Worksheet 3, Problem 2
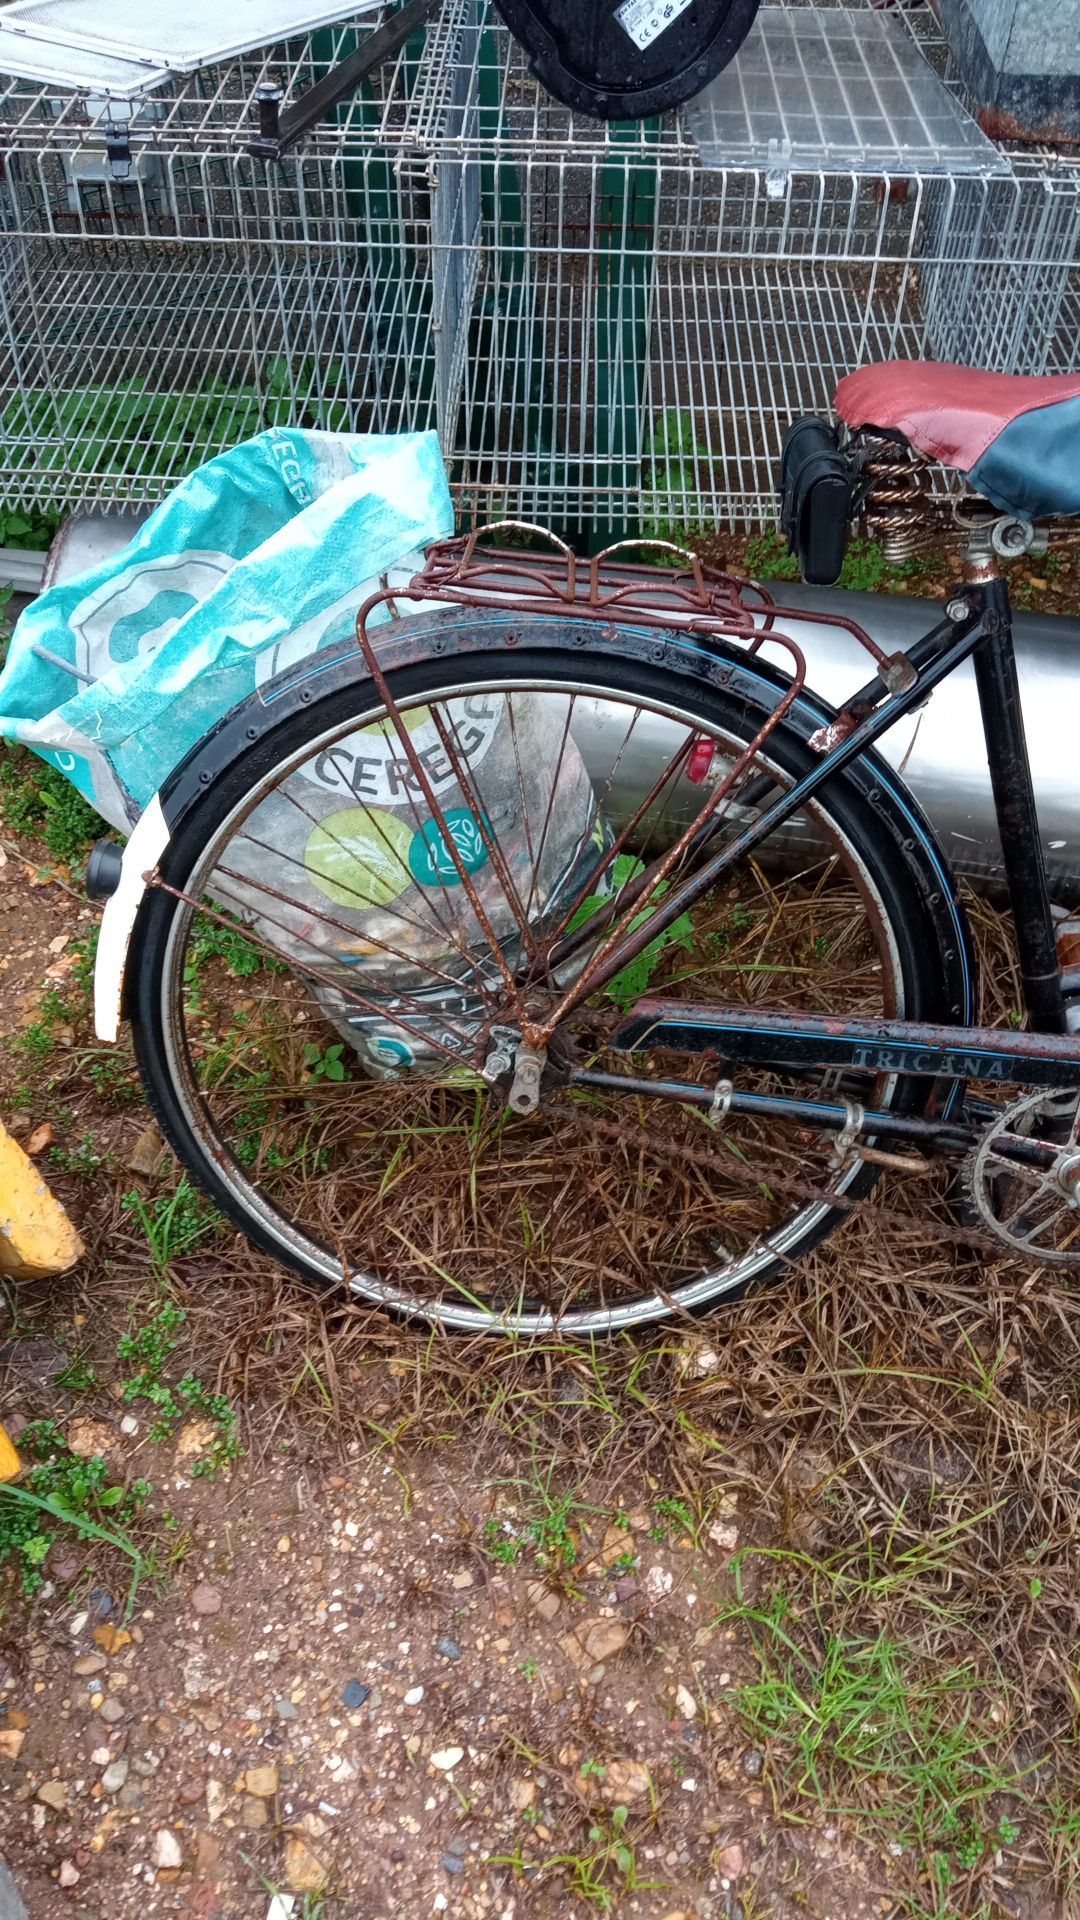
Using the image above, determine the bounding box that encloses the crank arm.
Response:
[610,1000,1080,1090]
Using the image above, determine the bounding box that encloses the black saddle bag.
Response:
[778,418,855,586]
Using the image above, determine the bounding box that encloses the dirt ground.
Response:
[3,558,1080,1919]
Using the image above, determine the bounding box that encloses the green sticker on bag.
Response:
[408,809,491,887]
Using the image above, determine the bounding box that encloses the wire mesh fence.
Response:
[0,12,479,507]
[0,0,1077,533]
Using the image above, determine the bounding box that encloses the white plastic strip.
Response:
[93,792,169,1043]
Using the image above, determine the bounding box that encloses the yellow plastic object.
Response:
[0,1424,19,1483]
[0,1120,84,1280]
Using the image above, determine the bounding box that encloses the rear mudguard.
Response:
[93,795,170,1043]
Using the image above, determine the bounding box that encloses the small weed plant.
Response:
[0,749,103,865]
[496,1804,658,1913]
[116,1298,241,1477]
[0,1419,151,1607]
[567,853,694,1013]
[482,1466,600,1577]
[303,1041,352,1083]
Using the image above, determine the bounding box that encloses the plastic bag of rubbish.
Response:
[0,428,455,828]
[218,689,606,1075]
[0,430,606,1071]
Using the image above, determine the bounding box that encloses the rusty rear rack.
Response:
[397,523,908,681]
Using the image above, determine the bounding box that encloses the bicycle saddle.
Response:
[835,361,1080,523]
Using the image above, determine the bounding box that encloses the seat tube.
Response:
[969,570,1067,1034]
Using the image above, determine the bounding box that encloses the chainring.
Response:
[966,1088,1080,1266]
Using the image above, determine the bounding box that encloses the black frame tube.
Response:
[610,999,1080,1087]
[970,576,1068,1033]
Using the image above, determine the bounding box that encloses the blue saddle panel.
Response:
[969,393,1080,521]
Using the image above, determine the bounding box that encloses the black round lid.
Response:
[491,0,760,119]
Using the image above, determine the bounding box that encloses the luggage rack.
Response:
[404,523,901,679]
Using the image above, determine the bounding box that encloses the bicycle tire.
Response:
[128,609,974,1333]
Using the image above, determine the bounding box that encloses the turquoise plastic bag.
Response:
[0,428,454,834]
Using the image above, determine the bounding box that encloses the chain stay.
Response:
[547,1101,1015,1260]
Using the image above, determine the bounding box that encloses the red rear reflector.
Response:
[687,737,715,784]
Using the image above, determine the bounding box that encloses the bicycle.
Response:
[90,357,1080,1334]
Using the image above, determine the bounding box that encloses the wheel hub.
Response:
[481,1022,576,1113]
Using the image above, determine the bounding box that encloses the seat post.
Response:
[962,538,1068,1035]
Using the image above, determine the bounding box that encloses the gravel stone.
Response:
[152,1830,182,1871]
[101,1758,129,1793]
[435,1636,462,1660]
[524,1580,561,1621]
[73,1654,107,1677]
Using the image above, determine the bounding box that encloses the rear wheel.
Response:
[129,619,965,1334]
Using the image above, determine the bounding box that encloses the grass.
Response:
[743,527,939,593]
[495,1804,659,1912]
[0,1419,151,1613]
[4,1142,1080,1911]
[0,747,104,867]
[121,1180,223,1270]
[725,1574,1024,1884]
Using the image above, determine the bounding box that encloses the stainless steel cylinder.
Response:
[571,584,1080,892]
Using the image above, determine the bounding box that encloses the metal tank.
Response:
[571,583,1080,896]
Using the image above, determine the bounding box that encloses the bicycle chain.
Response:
[543,1102,1010,1259]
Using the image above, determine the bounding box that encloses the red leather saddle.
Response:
[835,361,1080,522]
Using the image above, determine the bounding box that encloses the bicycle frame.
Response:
[347,534,1080,1159]
[579,561,1080,1150]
